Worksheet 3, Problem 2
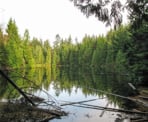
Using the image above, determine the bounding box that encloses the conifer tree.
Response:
[6,18,23,68]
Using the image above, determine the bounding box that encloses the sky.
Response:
[0,0,111,45]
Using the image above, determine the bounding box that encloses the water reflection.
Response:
[0,67,139,121]
[54,67,136,109]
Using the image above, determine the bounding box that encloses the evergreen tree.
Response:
[0,28,8,68]
[91,36,107,71]
[6,18,23,68]
[22,29,35,67]
[127,22,148,84]
[43,40,51,66]
[31,38,44,65]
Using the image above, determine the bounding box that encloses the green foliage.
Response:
[0,18,52,69]
[51,22,147,85]
[0,18,147,85]
[6,19,23,68]
[91,36,107,70]
[115,50,126,72]
[0,28,7,68]
[22,29,35,67]
[43,40,51,65]
[80,35,95,67]
[126,22,148,84]
[105,41,115,71]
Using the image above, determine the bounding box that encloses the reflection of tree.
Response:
[0,76,9,98]
[0,68,52,99]
[0,67,137,109]
[54,67,137,109]
[105,74,137,109]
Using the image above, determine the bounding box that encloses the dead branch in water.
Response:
[61,100,148,115]
[72,104,148,115]
[99,101,110,117]
[0,70,35,106]
[61,98,98,106]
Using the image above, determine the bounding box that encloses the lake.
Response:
[0,67,141,122]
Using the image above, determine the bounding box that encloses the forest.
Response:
[0,17,147,85]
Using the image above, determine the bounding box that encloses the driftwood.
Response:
[133,98,148,107]
[82,86,148,109]
[61,98,98,106]
[138,96,148,100]
[19,75,60,108]
[61,100,148,115]
[72,103,148,115]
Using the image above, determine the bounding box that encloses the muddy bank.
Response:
[0,102,67,122]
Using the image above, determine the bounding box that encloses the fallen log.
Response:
[61,100,148,115]
[61,98,98,106]
[138,96,148,100]
[72,104,148,115]
[134,99,148,107]
[0,70,35,106]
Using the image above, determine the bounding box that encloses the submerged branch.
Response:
[70,102,148,115]
[61,99,148,115]
[61,98,98,106]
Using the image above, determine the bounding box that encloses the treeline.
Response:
[52,22,147,85]
[0,18,52,68]
[52,28,129,82]
[0,18,147,85]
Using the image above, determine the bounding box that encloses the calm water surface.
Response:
[0,68,135,122]
[46,82,120,122]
